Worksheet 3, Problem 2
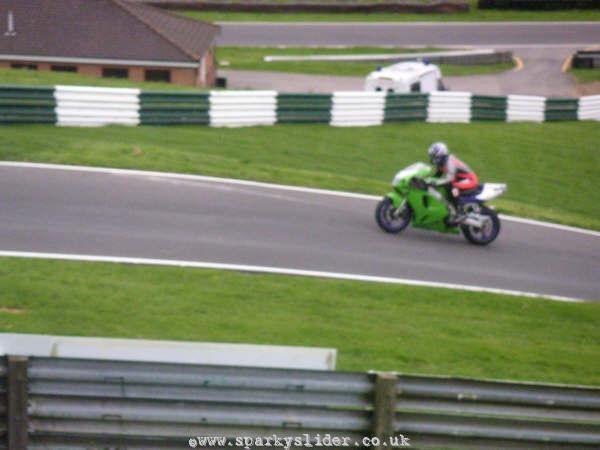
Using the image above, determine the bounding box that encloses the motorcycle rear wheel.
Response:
[461,206,501,245]
[375,197,412,234]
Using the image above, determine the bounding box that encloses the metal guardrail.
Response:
[263,50,513,66]
[3,355,600,450]
[394,375,600,449]
[0,358,6,450]
[572,51,600,70]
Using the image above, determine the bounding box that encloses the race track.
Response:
[216,22,600,96]
[1,164,598,302]
[216,22,600,47]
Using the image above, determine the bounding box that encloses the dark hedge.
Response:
[478,0,600,9]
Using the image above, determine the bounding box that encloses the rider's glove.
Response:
[410,177,429,190]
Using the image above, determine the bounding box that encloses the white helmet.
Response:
[428,142,448,166]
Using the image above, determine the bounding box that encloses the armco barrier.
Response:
[3,355,600,449]
[0,85,56,124]
[1,357,6,449]
[2,85,600,127]
[393,375,600,449]
[572,50,600,69]
[265,49,512,66]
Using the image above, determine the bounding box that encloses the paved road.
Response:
[220,48,578,96]
[216,22,600,47]
[2,165,599,301]
[217,22,600,96]
[444,47,579,96]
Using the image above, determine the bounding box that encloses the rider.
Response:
[427,142,479,225]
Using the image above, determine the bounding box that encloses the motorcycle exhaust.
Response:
[462,215,488,228]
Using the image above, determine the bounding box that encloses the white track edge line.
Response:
[0,251,585,303]
[220,21,600,26]
[2,161,599,237]
[497,215,600,237]
[0,161,374,200]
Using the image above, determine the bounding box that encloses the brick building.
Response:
[0,0,220,87]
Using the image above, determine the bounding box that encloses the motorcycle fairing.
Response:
[407,185,458,233]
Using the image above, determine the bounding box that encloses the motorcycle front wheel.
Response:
[375,197,412,234]
[461,206,501,245]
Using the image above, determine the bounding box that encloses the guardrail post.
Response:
[371,372,398,449]
[7,355,29,450]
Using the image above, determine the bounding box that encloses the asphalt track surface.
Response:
[216,22,600,96]
[4,23,600,302]
[219,50,577,96]
[1,165,599,302]
[216,22,600,47]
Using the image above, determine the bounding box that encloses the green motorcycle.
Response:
[375,162,507,245]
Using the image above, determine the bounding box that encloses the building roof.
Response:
[0,0,220,64]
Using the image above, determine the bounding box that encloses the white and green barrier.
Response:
[507,95,546,123]
[277,93,333,123]
[140,90,210,125]
[427,91,472,123]
[579,95,600,121]
[54,85,140,127]
[331,91,386,127]
[384,93,429,122]
[1,85,599,127]
[210,90,277,127]
[0,85,57,124]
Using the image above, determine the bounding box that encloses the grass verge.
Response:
[0,47,514,89]
[1,257,599,385]
[178,1,600,22]
[570,67,600,84]
[0,68,207,91]
[1,122,599,230]
[216,46,515,77]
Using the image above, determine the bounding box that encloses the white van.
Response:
[365,61,444,94]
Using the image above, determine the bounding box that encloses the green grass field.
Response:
[571,67,600,84]
[216,47,515,77]
[2,258,599,385]
[2,122,598,386]
[2,122,598,231]
[0,68,207,91]
[178,0,600,22]
[2,0,598,390]
[0,46,514,89]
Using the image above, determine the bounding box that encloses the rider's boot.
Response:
[445,202,466,226]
